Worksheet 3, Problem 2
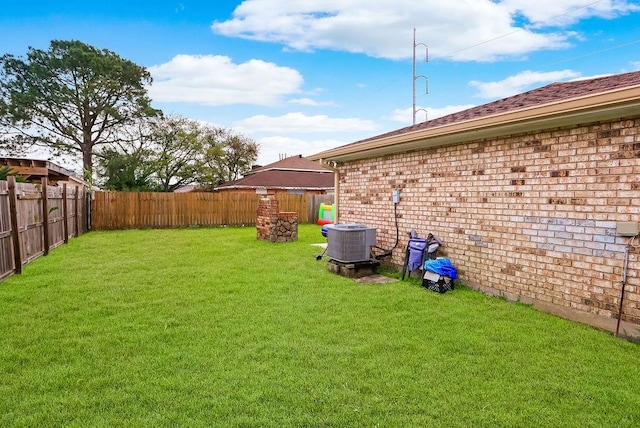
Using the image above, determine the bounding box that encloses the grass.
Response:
[1,224,639,427]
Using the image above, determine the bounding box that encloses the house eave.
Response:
[308,86,640,163]
[245,167,332,175]
[215,185,333,191]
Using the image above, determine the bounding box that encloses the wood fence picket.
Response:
[90,191,334,230]
[0,177,88,281]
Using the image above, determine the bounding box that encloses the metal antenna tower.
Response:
[412,28,428,125]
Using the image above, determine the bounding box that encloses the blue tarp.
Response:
[424,258,458,279]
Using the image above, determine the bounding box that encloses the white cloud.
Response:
[147,54,303,106]
[469,69,582,98]
[255,135,347,164]
[502,0,640,27]
[211,0,639,61]
[290,97,335,107]
[229,112,379,164]
[232,112,379,134]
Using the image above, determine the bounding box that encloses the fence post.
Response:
[62,183,69,243]
[74,186,80,237]
[308,194,316,224]
[41,177,50,256]
[84,188,90,232]
[7,176,22,274]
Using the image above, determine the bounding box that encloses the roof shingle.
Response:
[356,70,640,145]
[215,155,333,190]
[248,154,330,175]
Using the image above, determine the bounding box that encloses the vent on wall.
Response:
[326,224,377,263]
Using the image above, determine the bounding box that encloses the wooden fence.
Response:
[0,177,88,280]
[91,191,334,230]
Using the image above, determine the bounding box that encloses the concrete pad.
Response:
[353,274,399,284]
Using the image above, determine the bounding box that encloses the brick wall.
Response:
[336,118,640,328]
[256,197,298,242]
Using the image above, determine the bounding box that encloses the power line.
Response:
[543,37,640,68]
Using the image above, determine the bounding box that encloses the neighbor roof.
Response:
[308,71,640,163]
[215,155,334,191]
[247,154,331,174]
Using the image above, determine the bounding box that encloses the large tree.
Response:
[197,129,259,187]
[0,40,160,175]
[146,116,206,192]
[146,116,259,192]
[96,116,259,192]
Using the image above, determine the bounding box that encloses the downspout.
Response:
[319,159,339,223]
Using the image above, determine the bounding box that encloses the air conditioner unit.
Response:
[326,224,377,263]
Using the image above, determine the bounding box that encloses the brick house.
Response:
[309,71,640,337]
[214,154,334,196]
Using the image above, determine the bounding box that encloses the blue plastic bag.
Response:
[424,258,457,279]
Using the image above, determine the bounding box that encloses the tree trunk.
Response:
[83,147,93,176]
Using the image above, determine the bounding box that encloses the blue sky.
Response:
[1,0,640,167]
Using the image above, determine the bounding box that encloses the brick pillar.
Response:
[256,197,298,242]
[257,197,279,241]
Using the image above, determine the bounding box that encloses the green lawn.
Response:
[1,225,639,427]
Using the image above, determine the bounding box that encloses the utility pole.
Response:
[412,28,429,125]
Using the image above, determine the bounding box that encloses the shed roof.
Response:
[308,71,640,163]
[0,157,76,183]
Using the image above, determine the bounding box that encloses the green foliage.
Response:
[98,146,159,192]
[97,115,258,192]
[146,115,208,192]
[197,129,259,187]
[0,40,160,174]
[0,165,25,182]
[145,116,258,191]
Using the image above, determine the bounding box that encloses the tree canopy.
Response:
[197,128,259,188]
[1,40,260,190]
[97,115,259,192]
[0,40,160,175]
